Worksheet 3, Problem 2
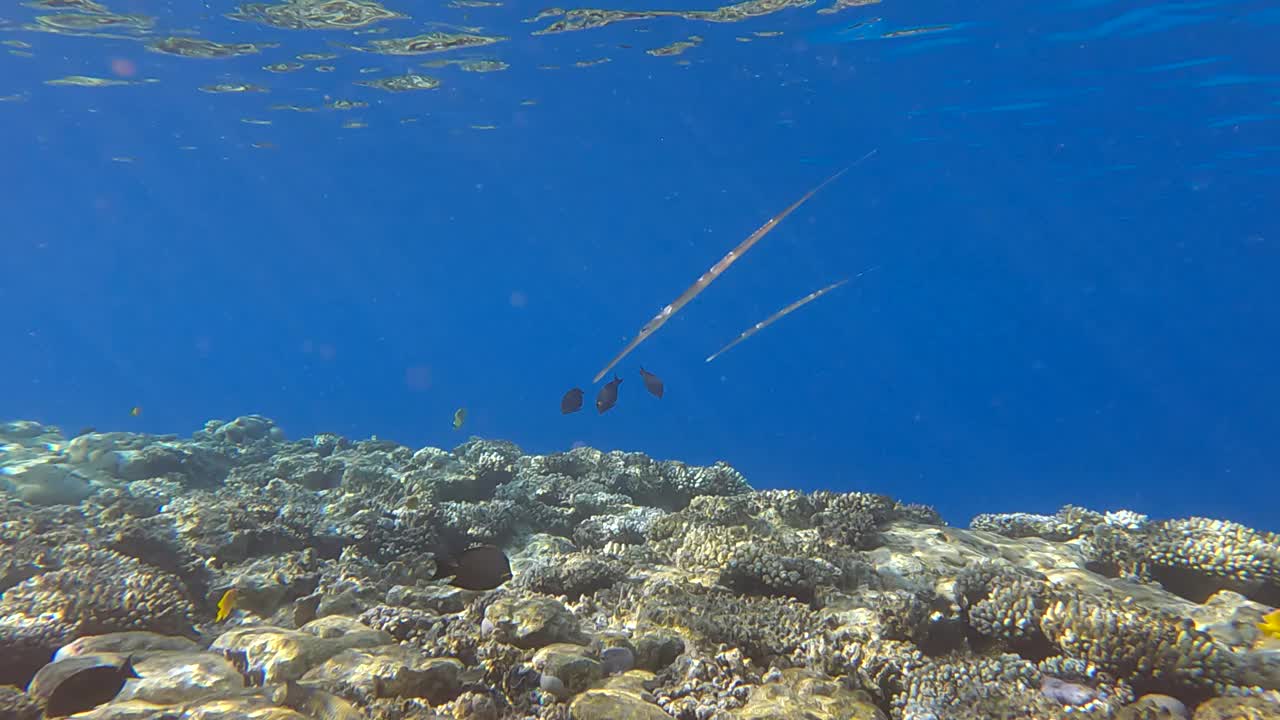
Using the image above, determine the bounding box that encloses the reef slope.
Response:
[1,416,1278,720]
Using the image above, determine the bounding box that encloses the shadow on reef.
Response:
[0,416,1277,720]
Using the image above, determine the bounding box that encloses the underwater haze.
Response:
[2,0,1278,530]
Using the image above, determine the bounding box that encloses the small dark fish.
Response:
[561,387,584,414]
[437,544,512,591]
[638,367,664,398]
[596,374,622,414]
[29,654,138,718]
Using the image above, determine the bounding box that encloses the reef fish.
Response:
[561,387,584,414]
[215,588,241,622]
[1259,608,1280,640]
[590,149,875,384]
[705,269,874,363]
[29,654,138,718]
[452,407,466,430]
[638,367,664,398]
[437,544,513,591]
[596,375,622,414]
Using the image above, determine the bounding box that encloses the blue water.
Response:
[2,0,1277,530]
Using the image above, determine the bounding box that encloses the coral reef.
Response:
[0,417,1278,719]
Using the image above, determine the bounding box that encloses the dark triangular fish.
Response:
[561,387,584,414]
[31,654,138,718]
[596,374,622,414]
[638,367,664,399]
[437,544,512,591]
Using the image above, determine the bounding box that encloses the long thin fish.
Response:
[592,149,876,384]
[705,266,878,363]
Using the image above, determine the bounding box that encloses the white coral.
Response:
[1103,510,1149,530]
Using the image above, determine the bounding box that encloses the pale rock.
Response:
[483,595,582,648]
[533,643,603,695]
[55,631,200,661]
[210,620,389,684]
[1,461,94,505]
[733,668,886,720]
[116,650,244,705]
[301,645,462,702]
[569,674,668,720]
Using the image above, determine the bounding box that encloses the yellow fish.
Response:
[452,407,466,430]
[1259,608,1280,640]
[130,406,142,417]
[215,588,240,622]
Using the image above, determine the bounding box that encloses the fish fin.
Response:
[433,560,457,580]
